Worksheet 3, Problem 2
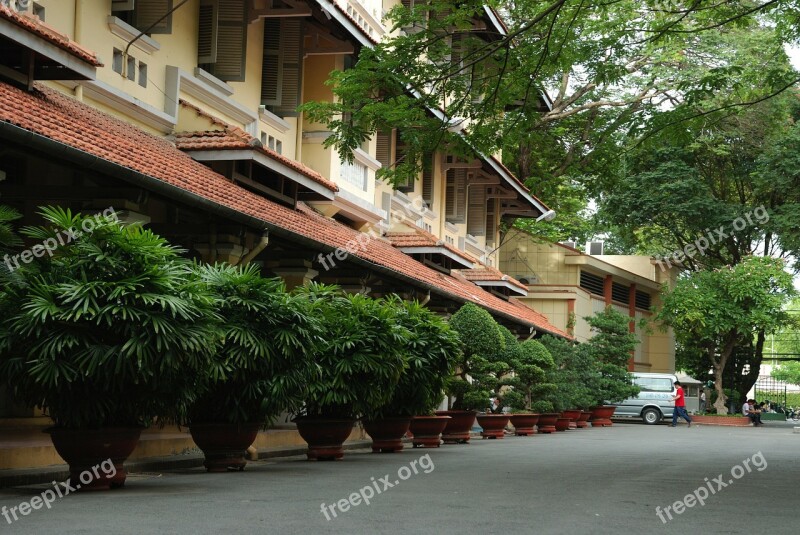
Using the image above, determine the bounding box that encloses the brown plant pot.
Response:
[576,411,592,428]
[555,417,571,431]
[408,415,451,448]
[509,414,540,436]
[476,414,511,439]
[363,417,412,453]
[537,413,559,434]
[590,405,617,427]
[189,422,261,472]
[435,410,477,444]
[560,409,582,430]
[45,427,141,490]
[294,417,355,460]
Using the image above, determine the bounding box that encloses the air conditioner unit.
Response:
[560,241,577,249]
[586,241,604,255]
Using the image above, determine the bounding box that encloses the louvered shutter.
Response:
[395,132,414,192]
[197,0,217,64]
[375,131,390,168]
[212,0,247,81]
[112,0,135,11]
[422,152,434,206]
[262,18,304,116]
[454,168,466,222]
[445,169,455,219]
[468,185,486,236]
[262,18,281,105]
[131,0,172,34]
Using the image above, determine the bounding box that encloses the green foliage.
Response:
[370,297,460,417]
[293,284,409,419]
[503,339,557,413]
[446,303,505,411]
[0,204,22,287]
[540,335,597,411]
[772,361,800,387]
[188,263,317,427]
[584,307,640,405]
[0,207,220,429]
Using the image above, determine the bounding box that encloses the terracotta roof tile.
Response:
[457,264,528,292]
[385,227,478,265]
[0,81,568,338]
[0,5,102,67]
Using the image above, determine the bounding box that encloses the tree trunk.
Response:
[712,364,728,414]
[712,334,738,414]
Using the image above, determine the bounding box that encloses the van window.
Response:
[634,377,673,392]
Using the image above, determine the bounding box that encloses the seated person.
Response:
[743,399,763,426]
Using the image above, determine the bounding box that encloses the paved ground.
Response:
[0,421,797,534]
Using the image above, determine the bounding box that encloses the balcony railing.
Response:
[334,0,386,39]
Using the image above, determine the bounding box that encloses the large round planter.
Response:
[363,417,412,453]
[476,414,510,439]
[560,409,582,430]
[189,422,261,472]
[45,427,141,490]
[576,411,592,428]
[537,413,559,434]
[408,415,451,448]
[590,405,617,427]
[555,417,571,431]
[509,414,540,436]
[435,410,477,444]
[294,417,356,460]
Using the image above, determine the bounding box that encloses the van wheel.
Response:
[642,408,661,425]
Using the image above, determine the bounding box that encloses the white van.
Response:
[612,372,678,424]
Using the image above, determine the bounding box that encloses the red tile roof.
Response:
[174,105,338,193]
[457,264,528,292]
[385,227,478,265]
[0,5,102,67]
[0,81,568,338]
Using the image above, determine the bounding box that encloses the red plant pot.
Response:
[435,410,477,444]
[576,411,592,428]
[555,417,571,431]
[189,422,261,472]
[590,406,617,427]
[509,414,540,436]
[476,414,511,439]
[537,413,559,434]
[561,409,582,430]
[45,427,141,490]
[363,417,412,453]
[408,415,451,448]
[294,417,356,460]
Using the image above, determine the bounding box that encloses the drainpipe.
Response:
[525,326,536,340]
[419,290,431,306]
[235,231,269,266]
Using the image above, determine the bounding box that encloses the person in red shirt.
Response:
[671,380,693,428]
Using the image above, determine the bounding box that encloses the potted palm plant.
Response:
[292,285,409,460]
[0,207,219,489]
[441,303,506,442]
[503,339,556,436]
[364,297,460,452]
[187,264,317,471]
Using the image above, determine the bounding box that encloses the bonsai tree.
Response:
[445,302,506,411]
[503,339,557,414]
[584,307,640,406]
[368,297,460,418]
[293,284,409,419]
[188,263,317,426]
[540,335,597,411]
[0,207,220,429]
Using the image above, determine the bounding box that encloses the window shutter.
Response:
[395,132,414,192]
[445,169,456,220]
[468,185,486,236]
[375,131,390,168]
[197,0,218,65]
[262,18,304,116]
[212,0,247,81]
[422,152,434,206]
[112,0,135,11]
[449,168,466,222]
[131,0,172,34]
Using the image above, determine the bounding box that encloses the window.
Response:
[375,130,391,169]
[197,0,248,82]
[126,56,136,81]
[260,132,283,155]
[340,160,368,191]
[445,168,466,223]
[579,271,604,296]
[611,281,629,304]
[112,48,124,75]
[635,290,652,310]
[421,152,434,206]
[32,2,45,20]
[262,18,304,116]
[467,184,486,237]
[112,0,174,35]
[138,62,148,87]
[633,377,673,393]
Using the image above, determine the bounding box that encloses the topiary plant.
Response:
[540,335,596,411]
[503,339,557,413]
[446,302,505,411]
[584,307,640,405]
[0,206,220,429]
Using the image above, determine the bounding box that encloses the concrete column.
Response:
[269,259,319,290]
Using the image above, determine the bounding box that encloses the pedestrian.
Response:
[743,398,763,426]
[699,389,706,414]
[671,380,692,428]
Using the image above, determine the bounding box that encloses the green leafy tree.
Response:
[0,207,220,428]
[446,302,505,410]
[503,339,557,413]
[583,307,640,406]
[540,334,597,411]
[772,361,800,386]
[657,256,795,413]
[188,263,317,426]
